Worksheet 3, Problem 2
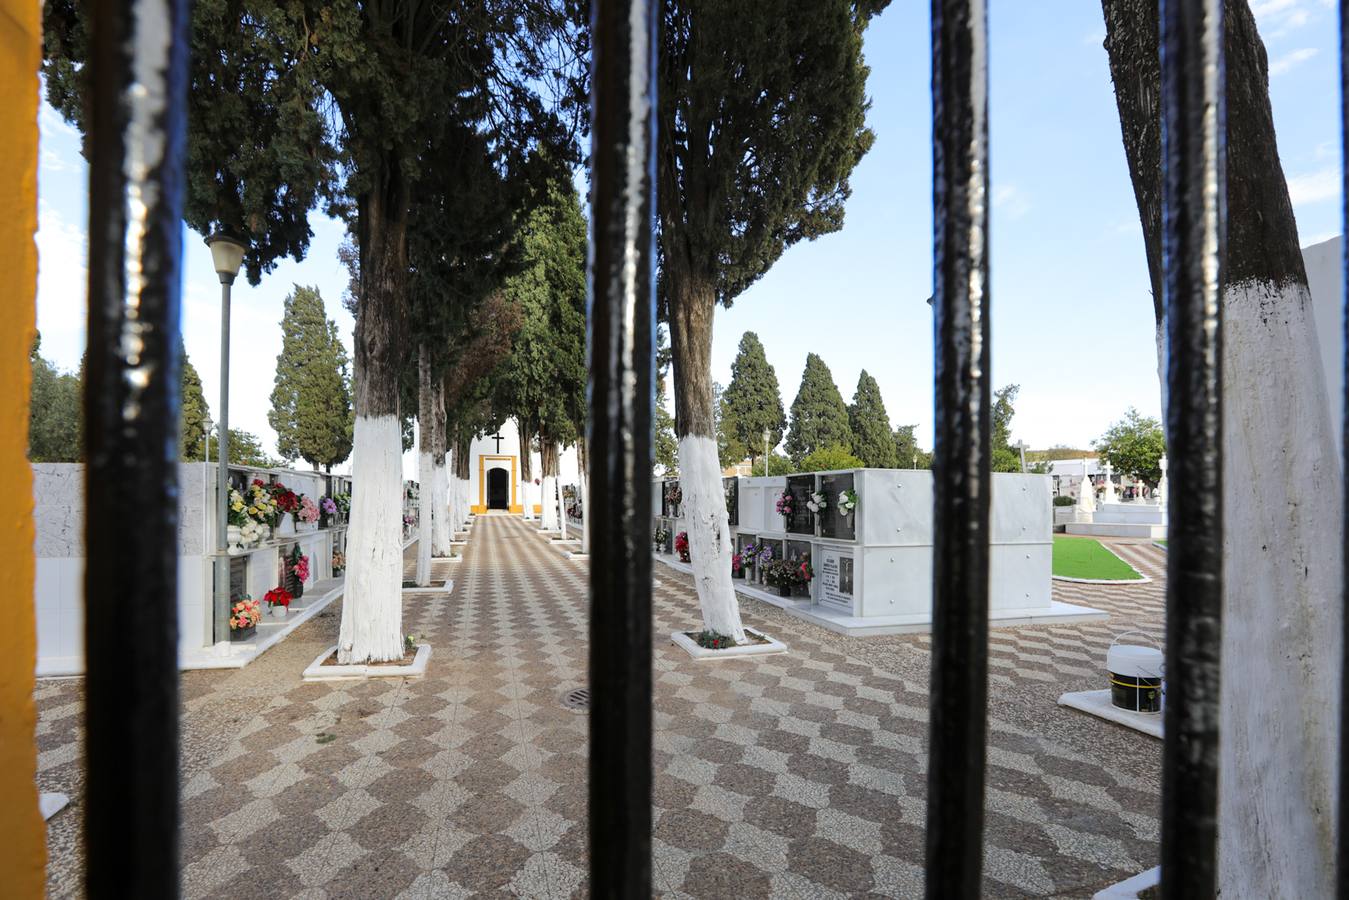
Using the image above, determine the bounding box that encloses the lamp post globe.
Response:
[205,230,248,645]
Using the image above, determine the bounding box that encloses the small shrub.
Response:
[1052,495,1076,507]
[694,630,737,650]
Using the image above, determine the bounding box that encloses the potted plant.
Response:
[334,492,352,523]
[331,551,345,576]
[320,496,339,528]
[296,495,320,531]
[674,531,690,563]
[273,483,301,535]
[264,586,293,619]
[738,543,758,579]
[653,527,671,554]
[763,558,813,598]
[229,596,261,640]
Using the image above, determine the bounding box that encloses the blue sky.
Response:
[35,0,1343,464]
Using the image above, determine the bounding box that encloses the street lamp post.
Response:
[762,429,771,477]
[205,231,246,644]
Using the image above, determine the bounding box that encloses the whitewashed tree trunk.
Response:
[338,415,405,664]
[579,445,590,555]
[1215,279,1341,898]
[430,383,452,557]
[678,435,745,643]
[415,349,433,586]
[457,477,472,526]
[541,474,558,530]
[519,420,535,520]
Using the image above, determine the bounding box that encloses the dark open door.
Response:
[487,468,509,510]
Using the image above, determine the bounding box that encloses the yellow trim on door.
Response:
[474,455,517,514]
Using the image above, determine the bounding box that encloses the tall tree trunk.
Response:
[518,417,535,519]
[540,439,560,531]
[453,431,472,526]
[668,275,745,643]
[339,165,410,664]
[414,345,433,586]
[1103,2,1340,893]
[430,379,451,556]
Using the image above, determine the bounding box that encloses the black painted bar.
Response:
[925,1,991,896]
[1158,0,1225,896]
[83,0,190,895]
[586,0,656,896]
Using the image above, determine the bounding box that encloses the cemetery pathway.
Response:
[36,518,1164,898]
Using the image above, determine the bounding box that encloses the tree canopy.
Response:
[991,384,1025,473]
[722,332,786,466]
[28,336,80,463]
[785,353,852,463]
[180,350,210,461]
[848,370,897,468]
[714,382,748,469]
[269,286,354,470]
[892,424,931,470]
[1093,407,1165,485]
[799,445,864,473]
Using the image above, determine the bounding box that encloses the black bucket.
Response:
[1110,672,1162,713]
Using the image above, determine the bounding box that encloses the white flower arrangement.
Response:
[838,489,858,515]
[806,490,828,514]
[239,519,267,547]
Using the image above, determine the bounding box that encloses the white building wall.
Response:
[1303,235,1343,455]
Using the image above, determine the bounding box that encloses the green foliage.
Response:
[714,383,748,469]
[798,445,864,473]
[28,336,81,463]
[655,383,678,474]
[761,453,796,476]
[892,424,931,469]
[1052,495,1077,507]
[1094,408,1166,485]
[848,370,897,468]
[657,0,888,306]
[1028,446,1093,463]
[991,384,1024,473]
[179,350,210,460]
[494,178,587,449]
[723,332,786,465]
[269,286,353,470]
[786,354,852,463]
[207,429,280,469]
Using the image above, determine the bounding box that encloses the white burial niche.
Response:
[654,469,1105,637]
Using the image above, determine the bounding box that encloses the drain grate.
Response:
[561,687,590,711]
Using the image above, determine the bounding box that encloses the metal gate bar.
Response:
[1339,2,1348,895]
[586,0,658,896]
[925,1,992,896]
[82,0,191,896]
[1158,0,1225,896]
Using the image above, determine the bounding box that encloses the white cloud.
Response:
[1252,0,1315,37]
[992,184,1031,219]
[1082,30,1104,48]
[1269,47,1318,75]
[1287,167,1340,206]
[34,202,89,372]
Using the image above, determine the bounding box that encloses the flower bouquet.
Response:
[731,552,744,579]
[331,551,346,576]
[273,483,301,534]
[263,586,292,618]
[285,545,309,597]
[246,479,281,528]
[738,542,759,578]
[806,490,828,514]
[320,496,339,527]
[763,559,812,597]
[775,491,793,518]
[838,489,858,516]
[664,483,683,508]
[229,596,261,640]
[334,493,352,519]
[297,495,320,530]
[674,531,690,563]
[653,526,671,553]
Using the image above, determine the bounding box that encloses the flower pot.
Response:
[226,525,243,555]
[277,513,296,536]
[230,625,256,642]
[731,567,744,580]
[777,584,792,598]
[268,604,288,620]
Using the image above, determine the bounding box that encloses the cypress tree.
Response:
[28,335,81,463]
[269,286,354,470]
[848,370,897,468]
[180,348,210,460]
[723,331,786,468]
[785,354,852,463]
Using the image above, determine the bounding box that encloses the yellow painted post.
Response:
[0,0,49,893]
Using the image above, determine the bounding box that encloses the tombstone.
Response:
[817,471,856,540]
[1157,455,1169,507]
[1076,459,1096,513]
[1102,461,1118,503]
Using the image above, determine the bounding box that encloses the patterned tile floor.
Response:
[37,518,1165,898]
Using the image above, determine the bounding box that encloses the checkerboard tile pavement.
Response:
[37,518,1165,898]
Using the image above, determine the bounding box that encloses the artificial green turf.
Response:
[1052,536,1143,581]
